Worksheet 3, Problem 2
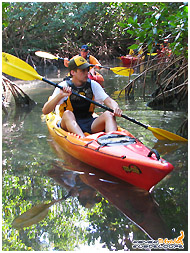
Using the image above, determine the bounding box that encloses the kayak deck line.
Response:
[52,125,139,160]
[52,122,162,162]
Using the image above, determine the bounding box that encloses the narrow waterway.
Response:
[2,64,188,251]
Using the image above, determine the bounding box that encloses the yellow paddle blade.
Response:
[148,126,188,141]
[12,201,57,229]
[2,52,42,81]
[110,67,134,76]
[35,51,58,60]
[147,53,157,56]
[113,90,125,95]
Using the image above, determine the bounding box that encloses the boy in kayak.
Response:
[42,56,122,137]
[64,45,101,75]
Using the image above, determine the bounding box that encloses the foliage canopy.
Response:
[2,2,188,58]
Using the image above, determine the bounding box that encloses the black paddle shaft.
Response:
[42,77,148,130]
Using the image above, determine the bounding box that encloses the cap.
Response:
[68,56,92,71]
[81,45,89,52]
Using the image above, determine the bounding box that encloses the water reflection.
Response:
[2,67,187,251]
[48,138,172,241]
[152,140,185,156]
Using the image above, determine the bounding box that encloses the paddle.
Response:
[12,192,72,229]
[147,53,157,56]
[35,50,134,77]
[2,52,187,142]
[12,199,60,229]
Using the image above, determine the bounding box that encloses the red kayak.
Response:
[45,113,174,191]
[88,71,104,87]
[120,55,139,66]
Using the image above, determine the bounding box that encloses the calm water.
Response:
[2,65,188,251]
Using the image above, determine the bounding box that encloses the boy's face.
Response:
[71,68,89,86]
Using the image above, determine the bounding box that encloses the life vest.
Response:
[79,53,90,63]
[59,78,95,118]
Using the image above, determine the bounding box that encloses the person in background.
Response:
[64,45,101,75]
[42,56,122,137]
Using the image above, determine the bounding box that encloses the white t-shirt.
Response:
[50,79,109,105]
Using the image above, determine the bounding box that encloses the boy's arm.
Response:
[42,86,72,115]
[103,97,122,117]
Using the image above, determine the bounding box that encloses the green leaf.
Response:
[175,32,181,42]
[133,15,138,22]
[169,22,176,27]
[2,2,10,8]
[153,28,157,35]
[127,17,134,23]
[184,6,188,13]
[155,13,161,20]
[128,44,139,50]
[127,30,134,35]
[117,22,127,28]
